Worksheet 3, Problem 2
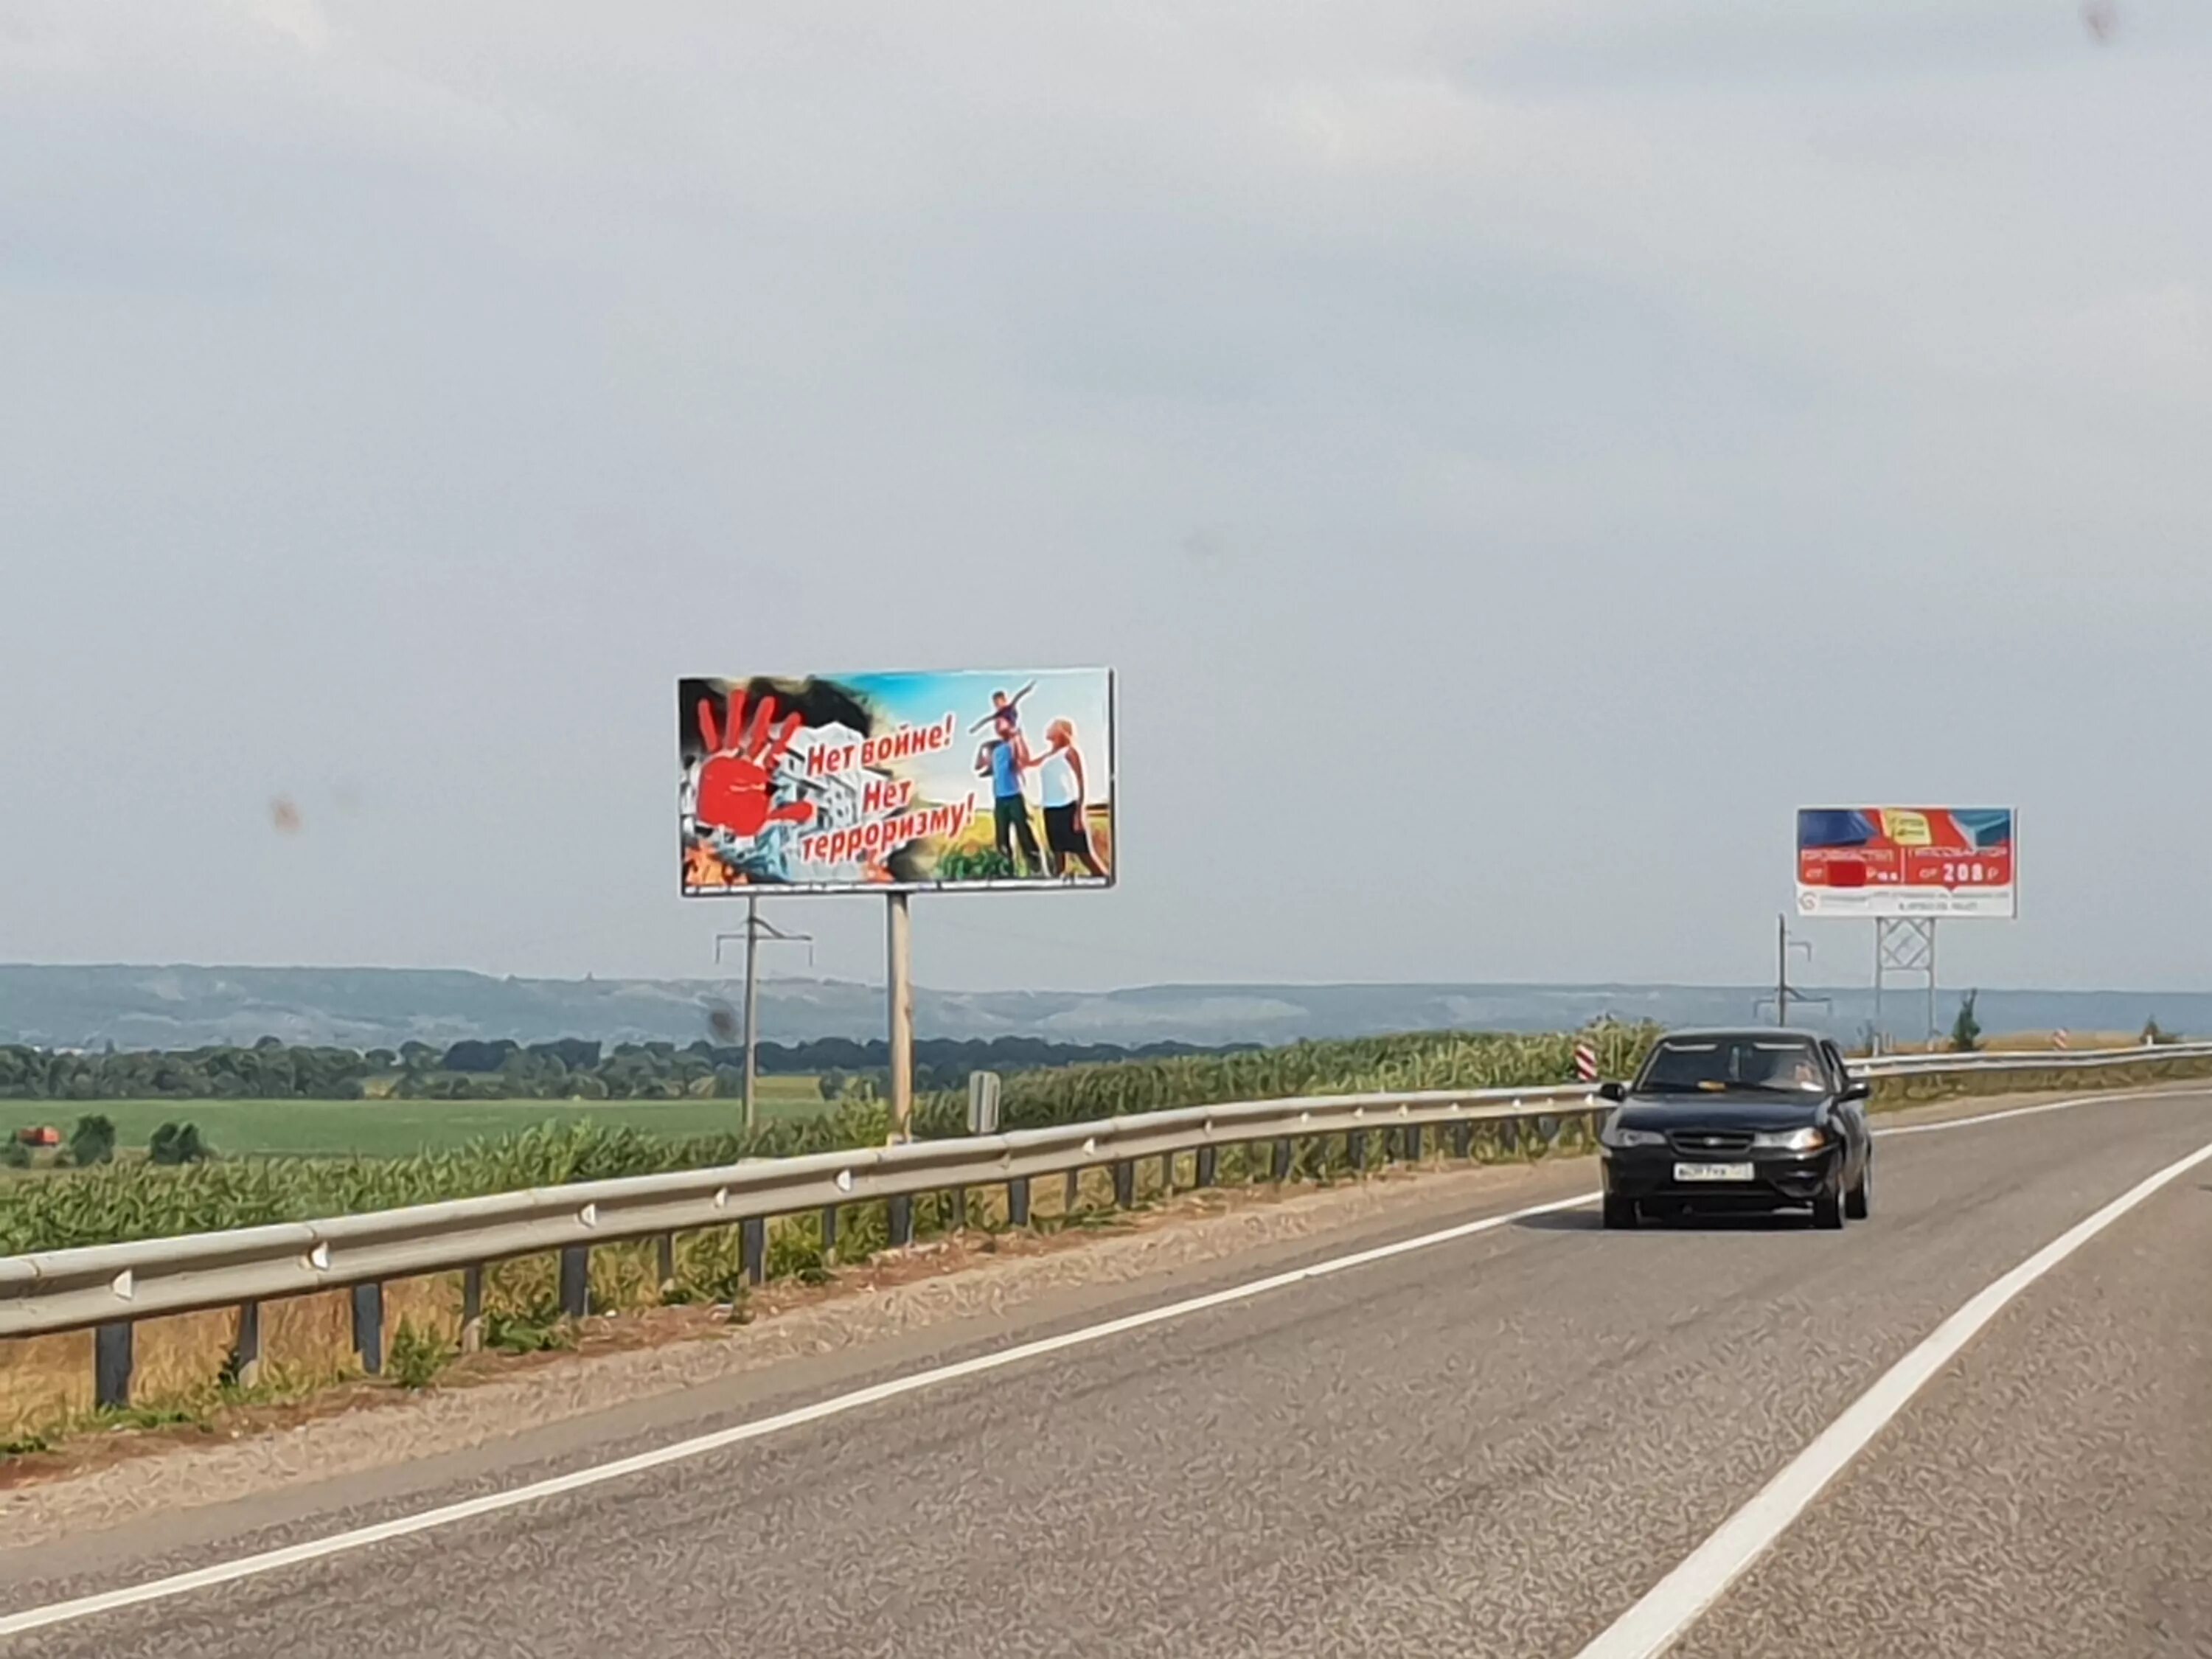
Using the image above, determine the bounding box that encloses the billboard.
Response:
[1795,807,2017,919]
[678,668,1116,895]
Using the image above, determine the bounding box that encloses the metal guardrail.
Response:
[4,1041,2209,1408]
[0,1085,1603,1349]
[1855,1040,2212,1076]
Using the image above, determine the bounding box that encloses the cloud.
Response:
[227,0,333,53]
[3,2,2211,995]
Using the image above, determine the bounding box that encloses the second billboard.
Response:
[679,668,1116,894]
[1795,807,2017,918]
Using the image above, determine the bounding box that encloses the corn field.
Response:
[1,1023,1663,1258]
[914,1020,1663,1130]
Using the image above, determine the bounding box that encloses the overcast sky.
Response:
[4,1,2208,996]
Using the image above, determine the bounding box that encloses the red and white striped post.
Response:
[2053,1029,2070,1051]
[1573,1040,1599,1084]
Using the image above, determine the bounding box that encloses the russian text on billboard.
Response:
[1795,807,2016,919]
[678,668,1116,895]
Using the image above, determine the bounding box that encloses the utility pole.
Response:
[1756,913,1831,1028]
[713,897,811,1133]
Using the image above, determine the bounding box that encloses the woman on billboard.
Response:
[1036,718,1107,879]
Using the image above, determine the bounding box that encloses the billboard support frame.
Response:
[684,668,1117,1141]
[1874,916,1938,1045]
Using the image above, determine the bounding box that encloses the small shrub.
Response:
[668,1231,752,1307]
[766,1216,828,1283]
[481,1306,575,1355]
[68,1114,116,1167]
[1950,992,1983,1054]
[94,1402,203,1434]
[0,1137,29,1169]
[386,1320,456,1389]
[148,1122,215,1166]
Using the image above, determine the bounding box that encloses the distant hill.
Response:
[0,964,2199,1050]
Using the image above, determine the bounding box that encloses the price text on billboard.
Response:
[680,668,1116,895]
[1795,807,2017,919]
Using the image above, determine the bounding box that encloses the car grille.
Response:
[1667,1129,1756,1156]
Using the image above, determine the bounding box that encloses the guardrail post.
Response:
[232,1299,262,1389]
[352,1281,384,1376]
[460,1265,484,1353]
[1451,1122,1472,1160]
[1196,1146,1217,1188]
[655,1234,676,1296]
[888,1194,916,1249]
[1063,1170,1080,1217]
[1404,1124,1424,1164]
[1270,1137,1293,1183]
[94,1321,133,1411]
[740,1218,767,1285]
[1159,1152,1175,1195]
[1007,1177,1030,1227]
[951,1186,969,1232]
[1347,1130,1366,1173]
[821,1205,841,1262]
[560,1245,591,1319]
[1112,1160,1135,1209]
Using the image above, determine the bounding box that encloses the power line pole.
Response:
[1756,913,1831,1027]
[713,897,811,1133]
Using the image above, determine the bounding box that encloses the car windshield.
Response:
[1638,1038,1828,1093]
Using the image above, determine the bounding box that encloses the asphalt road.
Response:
[4,1088,2209,1658]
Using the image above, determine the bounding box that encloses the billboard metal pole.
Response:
[1775,914,1788,1029]
[888,892,914,1141]
[1871,921,1883,1046]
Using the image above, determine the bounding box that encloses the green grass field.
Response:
[1,1076,827,1162]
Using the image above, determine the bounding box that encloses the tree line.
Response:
[0,1034,1258,1105]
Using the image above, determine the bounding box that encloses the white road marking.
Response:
[1572,1131,2212,1659]
[1872,1084,2198,1138]
[0,1083,2199,1638]
[1,1188,1601,1637]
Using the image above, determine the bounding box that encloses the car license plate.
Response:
[1674,1161,1755,1183]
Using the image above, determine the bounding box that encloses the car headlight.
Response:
[1600,1122,1667,1150]
[1750,1126,1831,1152]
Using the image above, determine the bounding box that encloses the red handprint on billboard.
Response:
[694,691,816,841]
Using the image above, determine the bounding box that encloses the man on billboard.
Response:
[978,713,1043,875]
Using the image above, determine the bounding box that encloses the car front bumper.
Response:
[1601,1143,1843,1208]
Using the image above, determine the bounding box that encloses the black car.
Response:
[1595,1028,1873,1230]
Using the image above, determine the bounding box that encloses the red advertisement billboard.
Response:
[1795,807,2017,919]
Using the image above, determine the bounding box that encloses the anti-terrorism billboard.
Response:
[1795,807,2017,919]
[679,669,1116,894]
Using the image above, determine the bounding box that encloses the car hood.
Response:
[1613,1091,1830,1133]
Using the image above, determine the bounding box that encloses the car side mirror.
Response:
[1596,1079,1627,1103]
[1840,1079,1871,1102]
